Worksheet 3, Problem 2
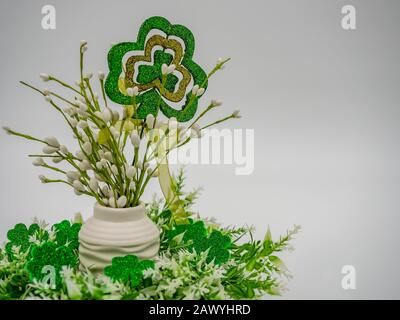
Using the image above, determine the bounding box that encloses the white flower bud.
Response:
[89,177,99,191]
[191,85,199,95]
[79,160,91,171]
[101,185,110,197]
[232,109,241,118]
[135,161,143,169]
[52,156,63,164]
[44,136,60,148]
[42,145,59,154]
[211,99,223,107]
[110,165,118,175]
[66,171,81,181]
[129,181,135,190]
[130,131,140,148]
[126,86,139,97]
[102,198,109,206]
[98,150,104,158]
[82,142,92,155]
[75,150,86,160]
[146,114,155,129]
[101,109,112,123]
[84,73,93,80]
[40,73,50,82]
[80,40,87,47]
[74,189,82,196]
[70,118,78,127]
[59,145,69,155]
[32,158,45,167]
[98,71,105,80]
[196,88,205,97]
[103,152,113,162]
[125,166,136,179]
[39,175,47,183]
[96,161,103,170]
[78,120,88,129]
[73,180,85,191]
[117,196,127,208]
[161,63,168,75]
[43,89,51,96]
[109,197,116,208]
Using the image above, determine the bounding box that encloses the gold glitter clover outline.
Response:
[125,35,191,103]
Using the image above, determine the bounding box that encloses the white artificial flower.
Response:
[125,165,136,179]
[89,177,99,191]
[40,73,50,82]
[60,145,69,154]
[70,118,78,127]
[109,197,116,208]
[232,109,241,118]
[82,141,92,155]
[211,99,223,107]
[103,151,113,162]
[44,95,52,102]
[196,87,205,97]
[98,71,105,80]
[130,130,140,148]
[78,160,91,171]
[84,73,93,80]
[75,150,86,161]
[72,180,85,191]
[80,40,87,47]
[42,145,59,154]
[52,156,63,164]
[101,185,110,197]
[32,157,45,166]
[76,100,88,111]
[39,175,47,183]
[78,120,88,129]
[110,165,118,175]
[146,114,155,129]
[66,171,81,181]
[96,161,103,170]
[117,196,127,208]
[44,136,60,148]
[102,198,109,206]
[101,109,112,123]
[126,86,139,97]
[191,84,199,95]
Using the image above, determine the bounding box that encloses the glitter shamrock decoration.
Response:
[105,16,208,122]
[166,219,232,264]
[104,255,154,287]
[52,220,81,250]
[5,223,48,260]
[25,242,78,288]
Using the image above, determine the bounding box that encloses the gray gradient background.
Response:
[1,0,399,299]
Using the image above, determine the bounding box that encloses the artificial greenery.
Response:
[0,172,300,300]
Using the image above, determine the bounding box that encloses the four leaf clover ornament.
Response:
[105,16,208,122]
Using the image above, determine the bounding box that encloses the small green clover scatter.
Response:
[166,219,232,264]
[25,242,78,288]
[104,255,154,287]
[5,223,48,260]
[52,220,81,250]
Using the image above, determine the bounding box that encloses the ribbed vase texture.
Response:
[79,202,160,272]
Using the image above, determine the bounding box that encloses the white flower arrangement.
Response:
[3,42,239,208]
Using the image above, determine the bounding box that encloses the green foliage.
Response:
[166,219,231,265]
[5,223,48,261]
[52,220,81,250]
[104,255,154,288]
[25,242,78,288]
[0,180,299,300]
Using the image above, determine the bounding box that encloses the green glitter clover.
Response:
[5,223,48,260]
[104,255,154,287]
[25,242,78,288]
[52,220,81,250]
[105,16,208,122]
[166,219,232,265]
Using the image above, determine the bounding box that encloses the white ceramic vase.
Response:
[79,202,160,273]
